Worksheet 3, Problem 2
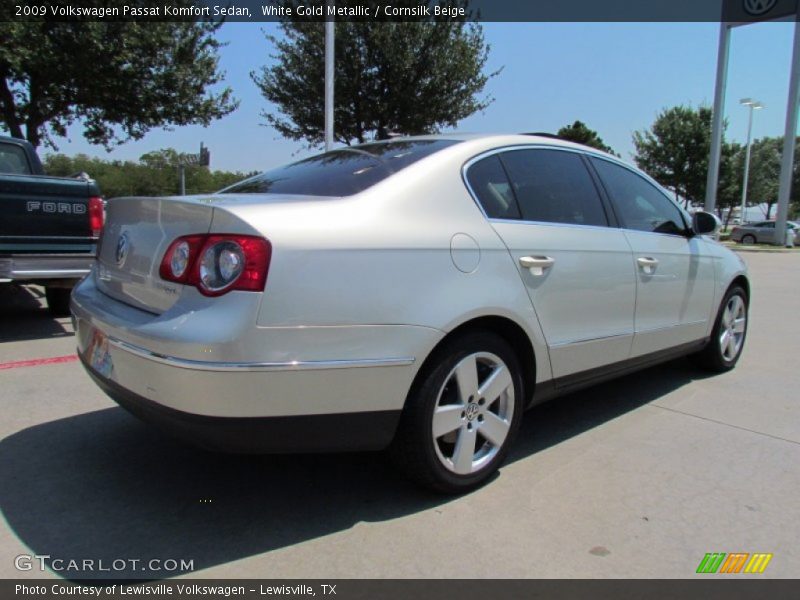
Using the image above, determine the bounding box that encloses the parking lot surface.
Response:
[1,252,798,579]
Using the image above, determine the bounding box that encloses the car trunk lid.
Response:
[96,196,215,314]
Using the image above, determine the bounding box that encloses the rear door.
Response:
[466,147,636,380]
[589,157,716,357]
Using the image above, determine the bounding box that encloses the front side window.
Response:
[465,154,521,220]
[591,158,687,236]
[220,139,459,197]
[499,149,609,227]
[0,143,30,175]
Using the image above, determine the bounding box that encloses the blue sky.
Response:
[46,21,795,173]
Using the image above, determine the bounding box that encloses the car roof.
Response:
[352,132,618,158]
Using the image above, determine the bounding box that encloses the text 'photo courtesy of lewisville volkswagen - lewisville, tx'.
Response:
[1,0,799,598]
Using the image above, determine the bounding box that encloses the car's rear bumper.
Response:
[0,253,93,281]
[80,352,401,453]
[71,271,442,452]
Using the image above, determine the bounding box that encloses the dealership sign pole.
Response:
[706,0,799,244]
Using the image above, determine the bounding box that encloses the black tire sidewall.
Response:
[410,331,525,492]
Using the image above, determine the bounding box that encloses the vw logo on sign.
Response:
[743,0,778,16]
[115,232,130,267]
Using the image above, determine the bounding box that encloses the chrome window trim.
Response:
[461,144,614,231]
[587,154,693,238]
[107,336,415,372]
[461,143,691,239]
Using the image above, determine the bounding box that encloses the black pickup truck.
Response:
[0,135,103,315]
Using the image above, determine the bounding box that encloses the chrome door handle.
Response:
[637,256,659,274]
[519,256,555,276]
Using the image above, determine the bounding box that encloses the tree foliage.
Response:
[744,137,781,219]
[43,151,253,198]
[252,1,499,146]
[632,105,716,207]
[0,2,237,149]
[556,120,617,155]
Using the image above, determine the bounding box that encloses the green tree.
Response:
[43,150,253,198]
[745,137,783,220]
[556,120,617,155]
[632,105,714,208]
[0,1,237,149]
[252,1,499,146]
[717,141,744,227]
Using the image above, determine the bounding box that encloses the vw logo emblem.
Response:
[465,402,480,421]
[743,0,778,16]
[115,232,130,267]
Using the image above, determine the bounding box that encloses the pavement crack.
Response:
[649,404,800,446]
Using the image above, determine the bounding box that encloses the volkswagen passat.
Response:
[71,135,749,493]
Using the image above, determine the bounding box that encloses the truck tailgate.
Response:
[0,173,96,252]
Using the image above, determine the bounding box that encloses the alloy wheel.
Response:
[431,351,515,475]
[720,294,747,362]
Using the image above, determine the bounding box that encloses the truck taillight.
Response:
[159,234,271,297]
[88,196,105,237]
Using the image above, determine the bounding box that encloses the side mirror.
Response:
[692,211,720,236]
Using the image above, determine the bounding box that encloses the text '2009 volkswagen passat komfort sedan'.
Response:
[72,134,749,493]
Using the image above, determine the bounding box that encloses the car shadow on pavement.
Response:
[0,284,72,343]
[511,358,713,462]
[0,358,710,581]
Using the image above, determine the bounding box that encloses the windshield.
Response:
[219,139,460,197]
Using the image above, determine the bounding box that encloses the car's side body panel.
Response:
[490,220,635,379]
[622,230,716,356]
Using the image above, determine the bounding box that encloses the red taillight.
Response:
[159,234,271,296]
[88,196,105,237]
[159,235,207,284]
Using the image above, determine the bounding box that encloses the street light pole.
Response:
[738,98,763,224]
[324,2,335,152]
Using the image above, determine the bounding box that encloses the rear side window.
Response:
[591,158,687,236]
[499,149,608,227]
[465,155,521,220]
[0,143,31,174]
[220,139,459,197]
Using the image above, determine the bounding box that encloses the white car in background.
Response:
[71,134,749,493]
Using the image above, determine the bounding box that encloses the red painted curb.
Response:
[0,354,79,370]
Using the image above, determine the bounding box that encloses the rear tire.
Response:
[45,286,72,317]
[390,331,525,494]
[693,285,748,373]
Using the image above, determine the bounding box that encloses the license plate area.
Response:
[87,327,114,378]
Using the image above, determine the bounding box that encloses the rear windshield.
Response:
[219,139,460,197]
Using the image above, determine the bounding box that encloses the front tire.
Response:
[693,285,748,372]
[741,234,756,245]
[390,331,525,494]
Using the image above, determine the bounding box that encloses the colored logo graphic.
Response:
[696,553,773,574]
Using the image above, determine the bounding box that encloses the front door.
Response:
[589,157,716,356]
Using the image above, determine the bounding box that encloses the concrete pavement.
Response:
[1,252,798,579]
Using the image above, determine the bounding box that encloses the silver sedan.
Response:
[730,220,799,245]
[71,134,750,493]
